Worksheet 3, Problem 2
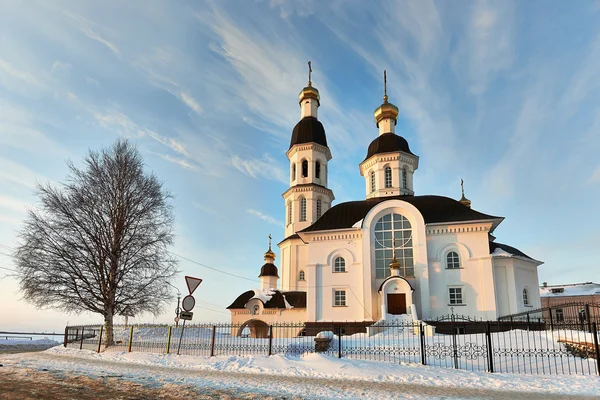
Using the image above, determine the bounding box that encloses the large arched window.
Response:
[316,198,322,219]
[299,270,305,281]
[334,257,346,272]
[315,161,321,179]
[287,200,292,225]
[384,166,392,188]
[291,163,296,181]
[374,213,413,278]
[370,170,376,193]
[446,251,460,269]
[402,167,408,189]
[301,159,308,178]
[523,288,530,306]
[299,197,307,221]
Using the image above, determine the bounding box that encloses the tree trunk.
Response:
[103,309,114,348]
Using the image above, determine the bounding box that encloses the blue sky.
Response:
[1,0,600,331]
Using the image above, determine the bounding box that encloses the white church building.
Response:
[228,70,543,331]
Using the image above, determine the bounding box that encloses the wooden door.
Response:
[387,293,407,315]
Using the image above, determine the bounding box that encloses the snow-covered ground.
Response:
[0,337,60,351]
[3,346,600,399]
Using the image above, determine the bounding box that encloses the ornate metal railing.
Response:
[65,319,600,376]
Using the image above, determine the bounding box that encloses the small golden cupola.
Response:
[259,234,279,289]
[299,61,320,119]
[459,179,472,208]
[373,70,399,135]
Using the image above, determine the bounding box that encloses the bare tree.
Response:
[15,139,178,345]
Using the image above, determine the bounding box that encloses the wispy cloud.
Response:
[589,165,600,185]
[157,153,200,172]
[63,11,121,58]
[0,59,44,87]
[247,209,284,227]
[231,154,287,185]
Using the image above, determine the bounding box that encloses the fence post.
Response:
[586,304,592,333]
[338,325,342,359]
[97,325,104,354]
[549,309,554,331]
[526,313,530,331]
[268,325,273,356]
[79,327,85,350]
[210,325,216,357]
[127,325,134,353]
[63,326,68,348]
[166,326,172,354]
[592,322,600,376]
[485,321,494,373]
[419,322,426,365]
[451,315,458,369]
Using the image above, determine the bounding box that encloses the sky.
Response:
[1,0,600,332]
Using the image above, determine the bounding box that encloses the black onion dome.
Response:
[364,133,415,161]
[289,117,328,149]
[258,263,279,278]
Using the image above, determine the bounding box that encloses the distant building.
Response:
[540,282,600,307]
[228,69,543,337]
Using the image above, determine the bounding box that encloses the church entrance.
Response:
[387,293,407,315]
[237,319,269,338]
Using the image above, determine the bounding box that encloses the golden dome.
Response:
[374,101,399,127]
[389,257,402,270]
[264,248,276,261]
[299,85,320,106]
[459,179,471,208]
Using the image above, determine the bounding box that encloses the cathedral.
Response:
[228,68,543,334]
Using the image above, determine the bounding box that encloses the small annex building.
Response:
[228,69,543,335]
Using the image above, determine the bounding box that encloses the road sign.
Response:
[179,311,193,321]
[182,295,195,312]
[185,276,202,295]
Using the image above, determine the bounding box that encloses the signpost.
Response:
[177,276,202,355]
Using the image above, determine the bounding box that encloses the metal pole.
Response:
[592,322,600,376]
[63,326,68,348]
[166,326,172,354]
[486,322,494,373]
[268,325,273,356]
[210,325,216,357]
[586,304,592,333]
[127,326,134,353]
[419,322,426,365]
[176,319,187,355]
[97,326,104,353]
[338,325,342,359]
[79,328,85,350]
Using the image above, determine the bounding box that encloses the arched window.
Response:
[384,166,392,188]
[370,170,376,193]
[316,198,322,219]
[300,197,307,221]
[446,251,460,269]
[301,159,308,178]
[374,213,413,278]
[252,305,260,315]
[523,288,530,306]
[287,200,292,225]
[315,161,321,179]
[299,270,305,281]
[291,163,296,181]
[334,257,346,272]
[402,167,408,189]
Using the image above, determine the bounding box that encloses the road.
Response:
[1,351,598,399]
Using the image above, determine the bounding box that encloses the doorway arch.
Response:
[237,319,270,338]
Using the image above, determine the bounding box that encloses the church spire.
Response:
[299,61,320,119]
[264,233,276,262]
[459,179,472,208]
[373,70,399,135]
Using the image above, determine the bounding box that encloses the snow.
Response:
[3,346,597,399]
[540,282,600,297]
[491,247,513,257]
[249,288,277,304]
[282,294,294,309]
[0,337,60,351]
[316,331,334,339]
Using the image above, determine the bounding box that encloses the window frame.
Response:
[402,167,408,189]
[333,289,347,307]
[370,170,376,193]
[301,159,309,178]
[298,270,305,281]
[299,197,307,222]
[384,166,392,188]
[374,213,414,279]
[523,288,531,307]
[446,251,461,269]
[333,256,346,273]
[287,200,292,226]
[315,161,321,179]
[316,198,322,219]
[448,286,465,305]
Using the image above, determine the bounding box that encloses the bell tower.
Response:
[359,70,419,199]
[282,62,335,238]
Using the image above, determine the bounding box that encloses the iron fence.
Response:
[498,302,600,329]
[65,319,600,376]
